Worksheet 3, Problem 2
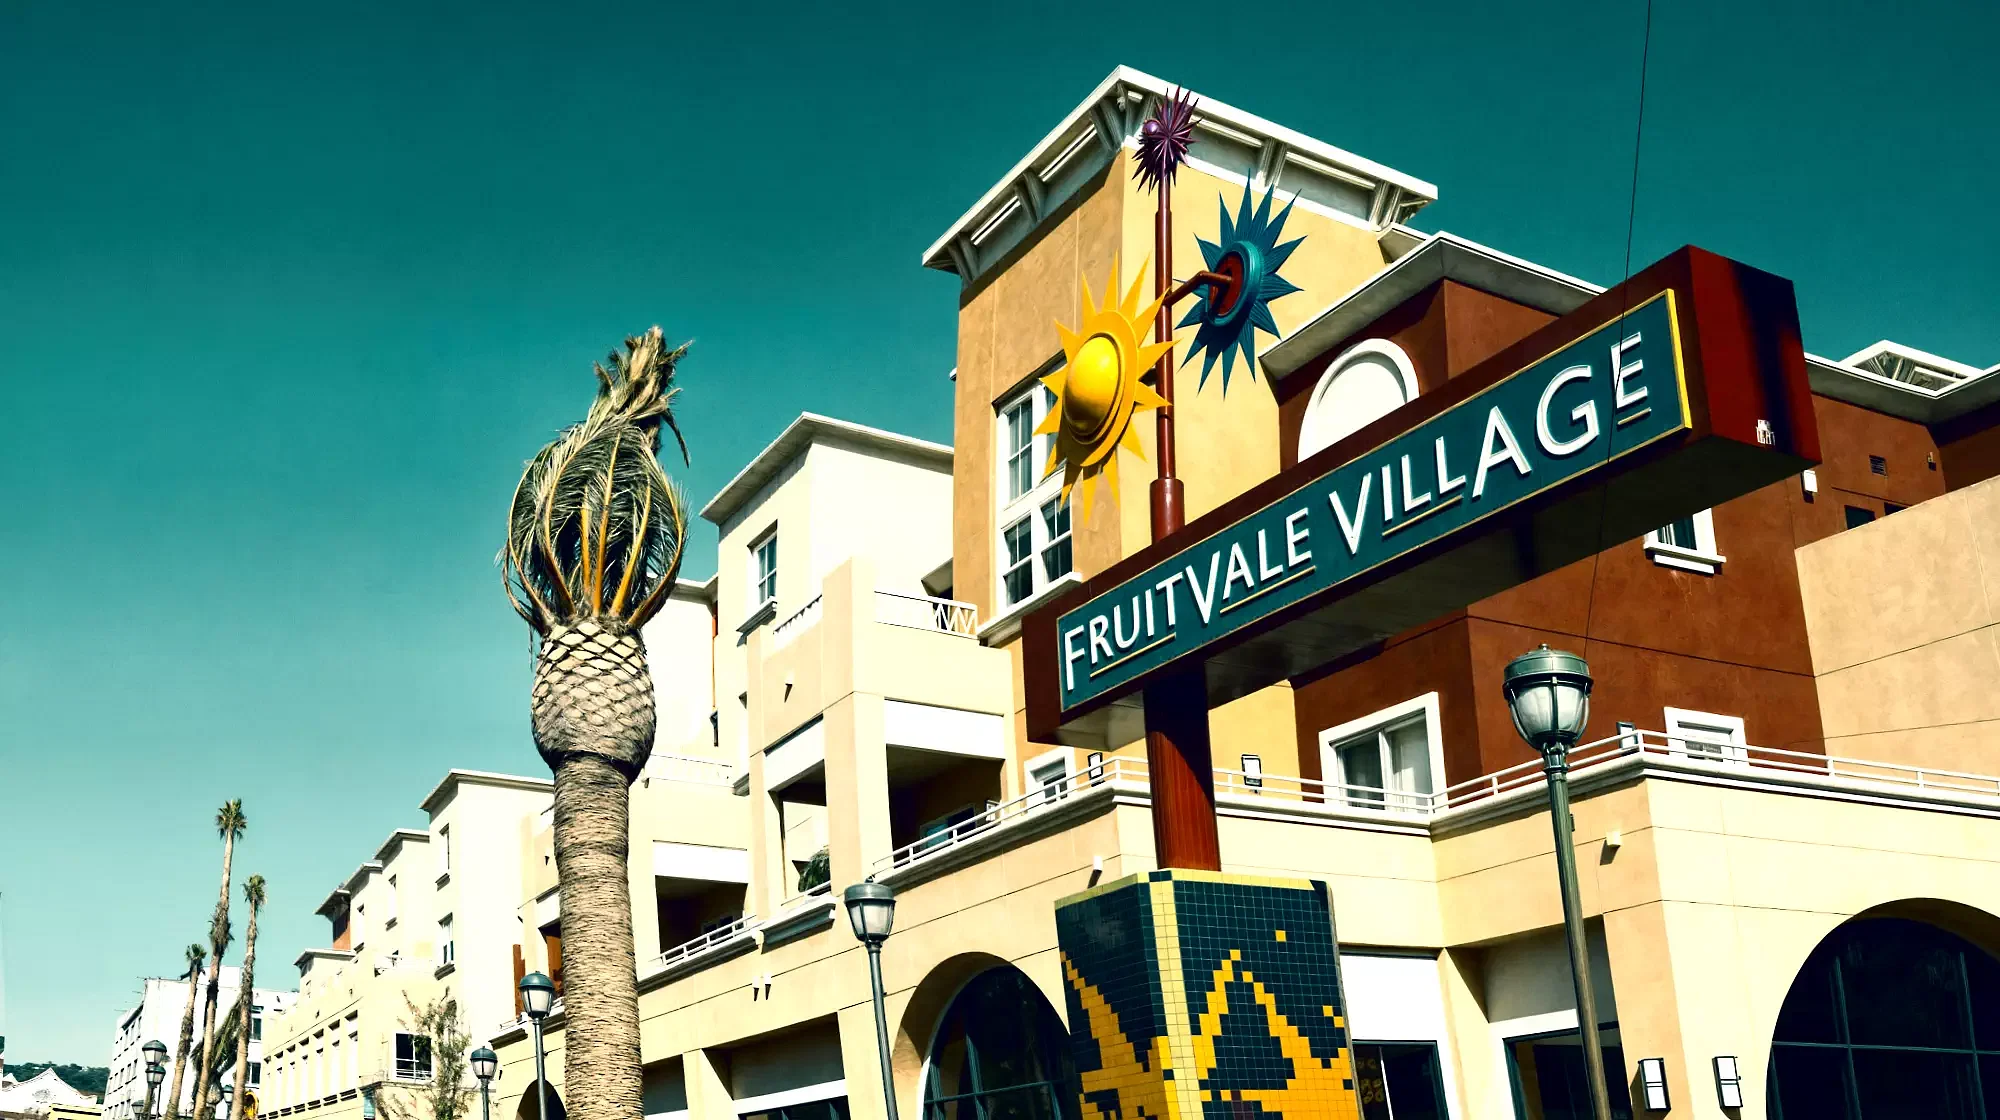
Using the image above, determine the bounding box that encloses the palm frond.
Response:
[503,326,691,635]
[215,800,246,838]
[243,874,266,909]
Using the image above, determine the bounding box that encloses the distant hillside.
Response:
[6,1063,108,1100]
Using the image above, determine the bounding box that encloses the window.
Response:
[437,916,455,967]
[393,1034,432,1081]
[1886,501,1908,516]
[1026,748,1072,804]
[1352,1042,1449,1120]
[383,875,397,925]
[438,826,450,877]
[251,1013,262,1041]
[1844,504,1876,529]
[249,1063,260,1087]
[1297,339,1419,461]
[1664,707,1747,765]
[1869,454,1888,476]
[1644,508,1725,575]
[994,382,1072,609]
[751,529,779,609]
[1319,694,1442,812]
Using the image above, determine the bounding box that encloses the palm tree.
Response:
[227,876,265,1120]
[166,944,206,1120]
[501,327,691,1120]
[192,800,246,1120]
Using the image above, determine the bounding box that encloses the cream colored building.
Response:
[260,772,554,1120]
[486,67,2000,1120]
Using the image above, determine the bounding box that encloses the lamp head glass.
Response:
[470,1047,499,1082]
[1502,645,1593,752]
[519,971,556,1018]
[842,880,896,944]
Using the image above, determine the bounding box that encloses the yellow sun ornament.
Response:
[1037,257,1174,519]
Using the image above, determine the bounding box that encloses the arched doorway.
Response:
[1768,916,2000,1118]
[515,1082,567,1120]
[921,966,1079,1120]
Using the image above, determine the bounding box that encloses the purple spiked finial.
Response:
[1133,86,1197,194]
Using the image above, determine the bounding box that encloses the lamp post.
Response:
[219,1082,233,1120]
[143,1052,166,1120]
[1502,645,1612,1120]
[843,881,899,1120]
[469,1047,498,1120]
[519,972,556,1120]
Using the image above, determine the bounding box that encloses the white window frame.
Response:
[1663,706,1747,765]
[1643,508,1725,575]
[1297,338,1420,462]
[1025,746,1073,805]
[437,915,454,968]
[392,1032,432,1083]
[1318,693,1445,812]
[993,379,1073,614]
[748,527,779,613]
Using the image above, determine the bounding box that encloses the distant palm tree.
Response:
[501,327,691,1120]
[192,801,246,1120]
[166,944,206,1120]
[226,876,265,1120]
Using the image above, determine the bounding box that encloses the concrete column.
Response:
[1600,904,1696,1112]
[682,1047,733,1120]
[745,741,785,919]
[1435,946,1500,1119]
[824,692,892,889]
[837,989,920,1120]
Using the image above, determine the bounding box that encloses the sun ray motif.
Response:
[1178,179,1307,394]
[1038,256,1173,519]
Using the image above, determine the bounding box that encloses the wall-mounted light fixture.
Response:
[1636,1057,1669,1111]
[1802,468,1818,499]
[1086,751,1104,782]
[1241,754,1263,789]
[1713,1056,1744,1109]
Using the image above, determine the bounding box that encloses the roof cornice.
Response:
[922,66,1438,287]
[417,768,553,816]
[699,413,952,528]
[1262,231,1602,379]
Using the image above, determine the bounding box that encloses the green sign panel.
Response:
[1056,291,1688,713]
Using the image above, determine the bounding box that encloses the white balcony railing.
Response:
[482,730,2000,1024]
[770,595,822,651]
[645,752,740,786]
[874,590,979,637]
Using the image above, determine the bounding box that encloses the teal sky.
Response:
[2,0,1992,1063]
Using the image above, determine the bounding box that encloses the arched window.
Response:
[1768,917,2000,1119]
[1297,339,1419,462]
[923,967,1079,1120]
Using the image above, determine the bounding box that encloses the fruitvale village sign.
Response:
[1025,247,1822,745]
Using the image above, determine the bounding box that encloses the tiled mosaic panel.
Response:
[1056,871,1362,1120]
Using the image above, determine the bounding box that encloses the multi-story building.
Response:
[104,968,295,1120]
[257,772,552,1120]
[486,68,2000,1120]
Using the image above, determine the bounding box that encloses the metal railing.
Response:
[650,914,757,973]
[781,878,834,909]
[875,757,1150,872]
[770,595,822,650]
[875,589,980,637]
[645,752,740,786]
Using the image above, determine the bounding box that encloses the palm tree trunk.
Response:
[227,905,259,1120]
[549,754,643,1120]
[167,960,202,1120]
[192,833,237,1120]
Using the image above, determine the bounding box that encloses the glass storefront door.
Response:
[1353,1042,1450,1120]
[1504,1027,1634,1120]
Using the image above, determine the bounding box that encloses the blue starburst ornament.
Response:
[1178,181,1306,393]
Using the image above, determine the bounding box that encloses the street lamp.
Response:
[219,1082,233,1120]
[1503,645,1612,1120]
[470,1047,499,1120]
[143,1059,166,1120]
[843,880,900,1120]
[520,972,556,1120]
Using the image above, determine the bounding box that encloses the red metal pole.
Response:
[1144,172,1222,872]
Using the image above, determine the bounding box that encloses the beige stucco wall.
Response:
[643,585,719,759]
[492,758,2000,1120]
[1798,472,2000,775]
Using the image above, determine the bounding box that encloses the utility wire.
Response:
[1580,0,1656,648]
